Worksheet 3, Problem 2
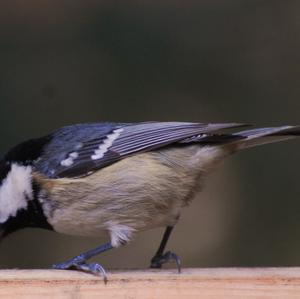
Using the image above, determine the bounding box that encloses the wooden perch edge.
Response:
[1,268,300,299]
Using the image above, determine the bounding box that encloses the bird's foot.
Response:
[52,256,108,283]
[150,251,181,273]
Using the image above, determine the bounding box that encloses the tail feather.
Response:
[233,125,300,149]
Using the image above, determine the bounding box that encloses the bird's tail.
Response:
[233,126,300,150]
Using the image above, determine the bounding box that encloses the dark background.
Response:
[0,0,300,270]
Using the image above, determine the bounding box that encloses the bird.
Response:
[0,121,299,282]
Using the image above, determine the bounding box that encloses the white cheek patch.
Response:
[0,164,33,223]
[91,128,124,160]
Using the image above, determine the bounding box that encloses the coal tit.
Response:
[0,121,299,282]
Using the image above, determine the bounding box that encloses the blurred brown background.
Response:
[0,0,300,270]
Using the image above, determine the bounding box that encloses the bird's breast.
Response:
[34,145,226,238]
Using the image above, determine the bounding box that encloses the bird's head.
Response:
[0,159,35,238]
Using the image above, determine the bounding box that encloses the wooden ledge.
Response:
[0,268,300,298]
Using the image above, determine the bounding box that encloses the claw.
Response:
[150,251,181,273]
[53,261,108,284]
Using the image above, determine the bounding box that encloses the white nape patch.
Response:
[91,128,124,160]
[107,221,135,247]
[60,151,79,167]
[0,164,33,223]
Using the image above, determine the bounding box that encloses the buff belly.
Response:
[35,145,226,247]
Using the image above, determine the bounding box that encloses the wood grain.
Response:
[0,268,300,299]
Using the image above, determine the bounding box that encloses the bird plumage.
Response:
[32,121,245,178]
[0,121,299,278]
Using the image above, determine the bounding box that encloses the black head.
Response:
[0,158,10,183]
[0,135,54,237]
[0,158,52,238]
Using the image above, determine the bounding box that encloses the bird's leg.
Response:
[150,226,181,273]
[52,242,113,283]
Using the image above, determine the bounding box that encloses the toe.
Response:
[53,261,108,283]
[52,262,69,270]
[74,263,108,283]
[150,251,181,273]
[165,251,181,273]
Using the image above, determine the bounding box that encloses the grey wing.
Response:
[41,122,246,178]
